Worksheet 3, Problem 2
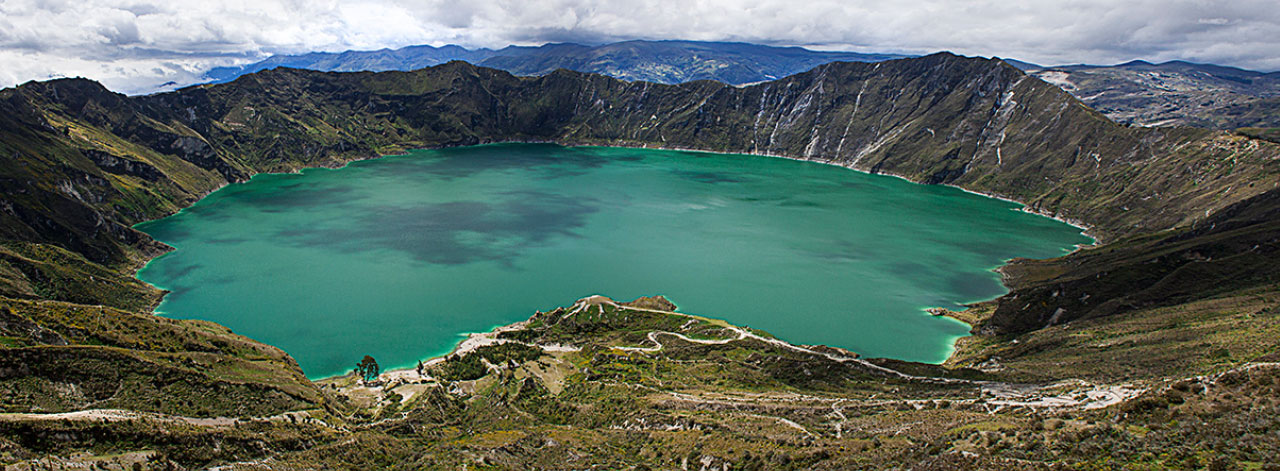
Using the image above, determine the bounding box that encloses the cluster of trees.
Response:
[355,355,379,383]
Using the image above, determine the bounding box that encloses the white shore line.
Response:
[359,295,981,387]
[352,294,1199,413]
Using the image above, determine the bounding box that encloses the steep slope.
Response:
[203,40,906,88]
[535,56,1279,237]
[945,187,1280,382]
[0,297,322,417]
[990,187,1280,335]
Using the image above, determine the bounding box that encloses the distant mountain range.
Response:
[204,40,1280,130]
[205,40,908,87]
[1024,60,1280,129]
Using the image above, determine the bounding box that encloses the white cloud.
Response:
[1,0,1278,94]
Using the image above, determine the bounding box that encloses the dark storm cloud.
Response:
[1,1,1277,94]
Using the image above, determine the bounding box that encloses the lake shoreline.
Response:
[130,140,1098,381]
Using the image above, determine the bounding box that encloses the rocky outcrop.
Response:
[623,295,678,311]
[0,306,68,346]
[80,149,164,181]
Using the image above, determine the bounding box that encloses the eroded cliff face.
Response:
[545,55,1277,240]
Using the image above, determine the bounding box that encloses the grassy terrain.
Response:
[0,297,324,418]
[949,285,1280,383]
[5,296,1273,469]
[1237,126,1280,144]
[0,242,162,311]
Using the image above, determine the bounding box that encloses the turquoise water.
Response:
[135,144,1091,379]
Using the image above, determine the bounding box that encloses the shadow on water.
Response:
[235,183,361,211]
[205,237,250,245]
[368,144,642,180]
[671,169,746,184]
[274,190,600,266]
[946,273,1003,301]
[886,260,935,278]
[803,239,867,264]
[160,262,202,281]
[778,198,822,208]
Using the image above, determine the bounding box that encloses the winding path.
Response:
[570,296,1158,411]
[583,297,967,383]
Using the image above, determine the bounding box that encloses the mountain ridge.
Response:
[202,40,908,88]
[199,40,1280,133]
[1028,59,1280,128]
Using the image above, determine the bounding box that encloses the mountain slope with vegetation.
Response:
[0,53,1278,468]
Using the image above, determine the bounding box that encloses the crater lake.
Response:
[136,144,1092,379]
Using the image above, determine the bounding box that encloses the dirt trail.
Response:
[570,296,1162,411]
[586,296,967,383]
[0,408,343,430]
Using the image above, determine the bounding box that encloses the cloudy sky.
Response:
[2,0,1278,94]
